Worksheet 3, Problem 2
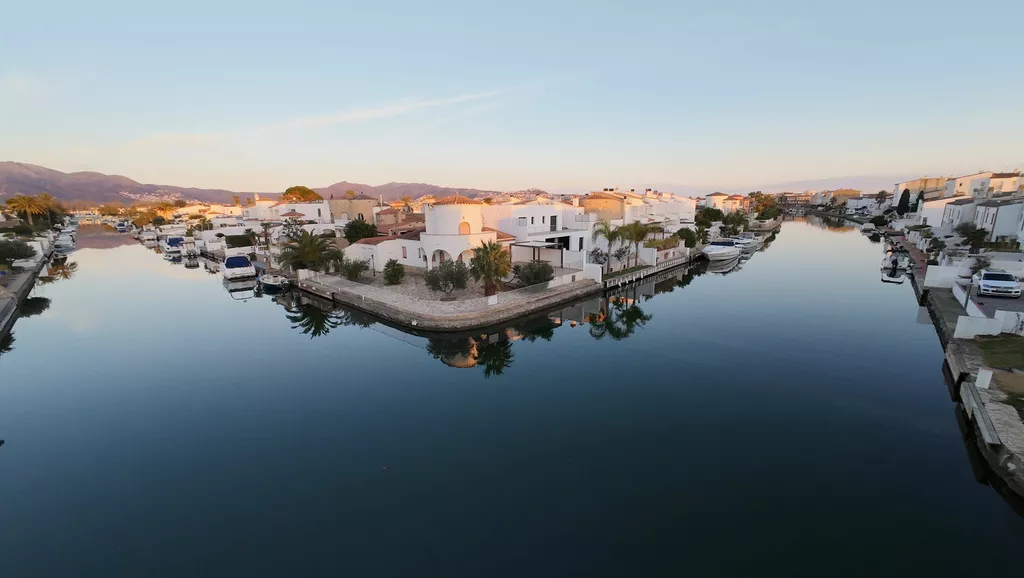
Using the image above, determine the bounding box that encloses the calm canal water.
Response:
[2,218,1022,577]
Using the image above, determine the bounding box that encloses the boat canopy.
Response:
[167,237,184,247]
[224,255,253,269]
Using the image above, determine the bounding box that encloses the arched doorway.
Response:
[431,249,452,269]
[458,221,471,234]
[457,249,474,263]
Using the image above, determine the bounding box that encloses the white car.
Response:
[973,269,1021,298]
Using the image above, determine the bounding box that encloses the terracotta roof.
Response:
[377,207,401,215]
[353,227,426,245]
[433,194,483,205]
[991,172,1021,179]
[707,192,728,197]
[482,227,516,241]
[584,191,624,201]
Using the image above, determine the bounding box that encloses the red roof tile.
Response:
[433,194,483,205]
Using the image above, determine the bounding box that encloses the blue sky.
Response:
[2,0,1022,193]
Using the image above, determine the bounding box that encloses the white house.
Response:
[703,193,730,211]
[270,200,332,224]
[940,198,977,228]
[973,198,1024,241]
[989,172,1024,195]
[945,172,993,199]
[241,194,280,220]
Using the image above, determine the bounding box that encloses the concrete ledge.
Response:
[297,279,605,332]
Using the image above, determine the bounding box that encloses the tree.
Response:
[260,222,275,246]
[279,230,344,272]
[19,296,51,318]
[469,241,512,296]
[896,189,911,216]
[281,218,303,240]
[875,190,890,206]
[512,261,554,286]
[286,303,341,338]
[399,195,413,212]
[0,239,37,268]
[339,258,370,281]
[757,205,781,220]
[477,340,514,378]
[153,201,175,215]
[282,186,323,202]
[970,256,992,276]
[173,199,188,208]
[424,259,469,296]
[696,206,725,223]
[619,222,650,267]
[343,189,358,200]
[676,227,698,248]
[343,219,378,244]
[232,195,241,206]
[590,219,620,274]
[383,259,405,285]
[5,195,45,226]
[695,226,709,244]
[588,248,608,269]
[913,191,924,213]
[151,215,167,226]
[36,193,60,228]
[612,246,632,268]
[747,191,777,215]
[955,222,988,253]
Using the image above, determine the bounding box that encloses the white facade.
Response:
[940,199,977,227]
[945,172,992,199]
[703,193,730,212]
[272,201,332,223]
[481,199,592,253]
[990,173,1024,195]
[973,199,1024,241]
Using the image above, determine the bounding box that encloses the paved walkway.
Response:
[298,273,603,331]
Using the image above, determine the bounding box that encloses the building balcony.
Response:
[524,224,586,236]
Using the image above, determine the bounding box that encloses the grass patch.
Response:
[976,334,1024,369]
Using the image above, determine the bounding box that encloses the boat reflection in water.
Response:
[223,278,261,302]
[184,256,200,269]
[707,256,741,275]
[273,262,713,377]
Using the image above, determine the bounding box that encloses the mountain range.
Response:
[0,162,503,205]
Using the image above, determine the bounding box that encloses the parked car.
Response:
[972,269,1021,298]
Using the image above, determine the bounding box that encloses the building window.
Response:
[358,213,364,221]
[402,246,407,258]
[579,237,583,251]
[531,217,534,224]
[458,221,471,234]
[542,216,545,223]
[518,216,527,226]
[317,209,322,217]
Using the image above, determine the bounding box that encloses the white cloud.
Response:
[133,89,509,146]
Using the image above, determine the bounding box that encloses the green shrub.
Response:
[675,228,698,248]
[513,261,554,286]
[424,259,469,295]
[870,215,888,227]
[339,258,370,281]
[343,219,378,244]
[12,224,33,236]
[970,256,991,276]
[644,237,679,250]
[383,259,405,285]
[0,239,37,267]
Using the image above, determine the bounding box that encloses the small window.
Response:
[518,216,527,226]
[542,216,545,223]
[530,217,534,224]
[358,213,364,221]
[578,237,583,251]
[402,246,407,258]
[317,209,322,217]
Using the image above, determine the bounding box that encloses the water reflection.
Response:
[803,214,856,232]
[18,297,51,318]
[0,332,12,357]
[37,258,78,285]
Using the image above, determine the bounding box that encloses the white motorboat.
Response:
[222,255,257,280]
[726,236,760,250]
[259,274,289,288]
[861,223,877,234]
[702,241,742,261]
[735,231,764,247]
[707,256,741,274]
[223,278,258,301]
[161,236,185,254]
[880,250,910,271]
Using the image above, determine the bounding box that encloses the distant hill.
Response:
[0,162,503,205]
[0,162,251,204]
[316,181,501,201]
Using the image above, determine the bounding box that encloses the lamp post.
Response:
[371,254,376,277]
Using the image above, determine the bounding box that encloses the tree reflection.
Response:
[587,295,652,341]
[0,332,12,357]
[286,303,342,338]
[426,334,514,377]
[38,260,78,285]
[19,296,51,318]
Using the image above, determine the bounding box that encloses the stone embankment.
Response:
[902,237,1024,498]
[0,259,48,340]
[297,274,605,332]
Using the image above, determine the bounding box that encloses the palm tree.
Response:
[469,241,512,296]
[477,340,514,377]
[153,201,175,216]
[279,230,343,272]
[590,220,620,274]
[399,195,413,213]
[620,222,650,267]
[37,193,60,228]
[286,303,342,338]
[5,195,45,226]
[260,222,275,247]
[43,260,78,282]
